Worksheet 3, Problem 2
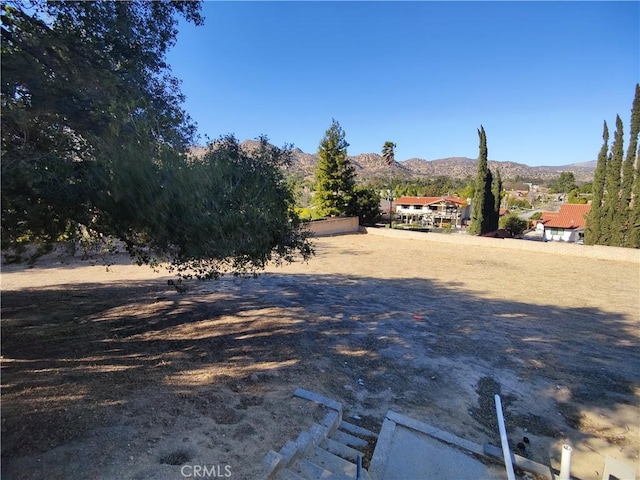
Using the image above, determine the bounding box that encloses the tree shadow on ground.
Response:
[1,272,638,475]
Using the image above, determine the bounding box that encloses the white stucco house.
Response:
[537,203,591,243]
[394,196,469,228]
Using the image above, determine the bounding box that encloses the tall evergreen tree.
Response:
[313,119,356,217]
[601,116,625,245]
[493,167,503,225]
[629,151,640,248]
[469,126,496,234]
[621,84,640,246]
[585,121,609,245]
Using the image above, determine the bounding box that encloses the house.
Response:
[394,196,469,228]
[538,203,591,243]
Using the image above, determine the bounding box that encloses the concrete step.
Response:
[291,457,353,480]
[309,446,360,478]
[321,437,364,463]
[339,421,378,439]
[275,468,306,480]
[330,429,369,450]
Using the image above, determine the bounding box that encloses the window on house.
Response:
[414,205,422,210]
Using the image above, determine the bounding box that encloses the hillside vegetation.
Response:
[198,142,596,183]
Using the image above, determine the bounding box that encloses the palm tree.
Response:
[382,141,397,227]
[382,141,396,165]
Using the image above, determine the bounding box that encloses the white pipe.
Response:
[494,394,516,480]
[559,444,572,480]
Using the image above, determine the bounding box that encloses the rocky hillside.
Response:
[192,141,596,183]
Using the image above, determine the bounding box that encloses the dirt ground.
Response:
[1,233,639,480]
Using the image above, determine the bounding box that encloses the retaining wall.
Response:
[362,227,640,264]
[305,217,360,237]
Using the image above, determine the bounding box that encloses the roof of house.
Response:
[540,204,591,229]
[395,196,466,206]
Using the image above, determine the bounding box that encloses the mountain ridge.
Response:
[191,141,596,183]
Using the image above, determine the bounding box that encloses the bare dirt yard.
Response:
[1,232,639,480]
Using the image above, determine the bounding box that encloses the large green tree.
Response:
[469,126,497,235]
[621,84,640,247]
[549,172,577,194]
[156,136,312,278]
[585,84,640,248]
[629,152,640,248]
[584,122,609,245]
[493,167,503,221]
[347,185,382,226]
[601,116,625,246]
[1,1,312,276]
[2,0,202,251]
[499,213,528,237]
[312,119,356,217]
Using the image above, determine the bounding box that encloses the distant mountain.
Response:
[191,141,596,183]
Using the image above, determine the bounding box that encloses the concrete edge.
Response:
[368,418,397,480]
[385,410,484,456]
[339,420,379,439]
[294,388,343,413]
[322,410,342,436]
[256,450,283,480]
[383,410,563,480]
[484,443,556,480]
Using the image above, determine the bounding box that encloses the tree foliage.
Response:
[623,84,640,247]
[469,126,497,235]
[585,122,609,245]
[601,116,625,246]
[499,213,528,237]
[157,136,313,278]
[585,84,640,248]
[1,1,313,275]
[493,167,503,217]
[366,176,473,199]
[382,141,396,166]
[347,185,382,226]
[312,119,356,217]
[548,172,577,194]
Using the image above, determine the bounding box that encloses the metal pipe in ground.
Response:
[494,394,516,480]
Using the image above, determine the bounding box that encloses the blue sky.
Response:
[166,1,639,167]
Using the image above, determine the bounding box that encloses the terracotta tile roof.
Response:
[540,212,559,223]
[540,204,591,229]
[395,196,466,206]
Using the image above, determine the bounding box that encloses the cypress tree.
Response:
[621,84,640,246]
[469,126,495,234]
[493,167,503,229]
[602,116,624,245]
[629,152,640,248]
[585,122,609,245]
